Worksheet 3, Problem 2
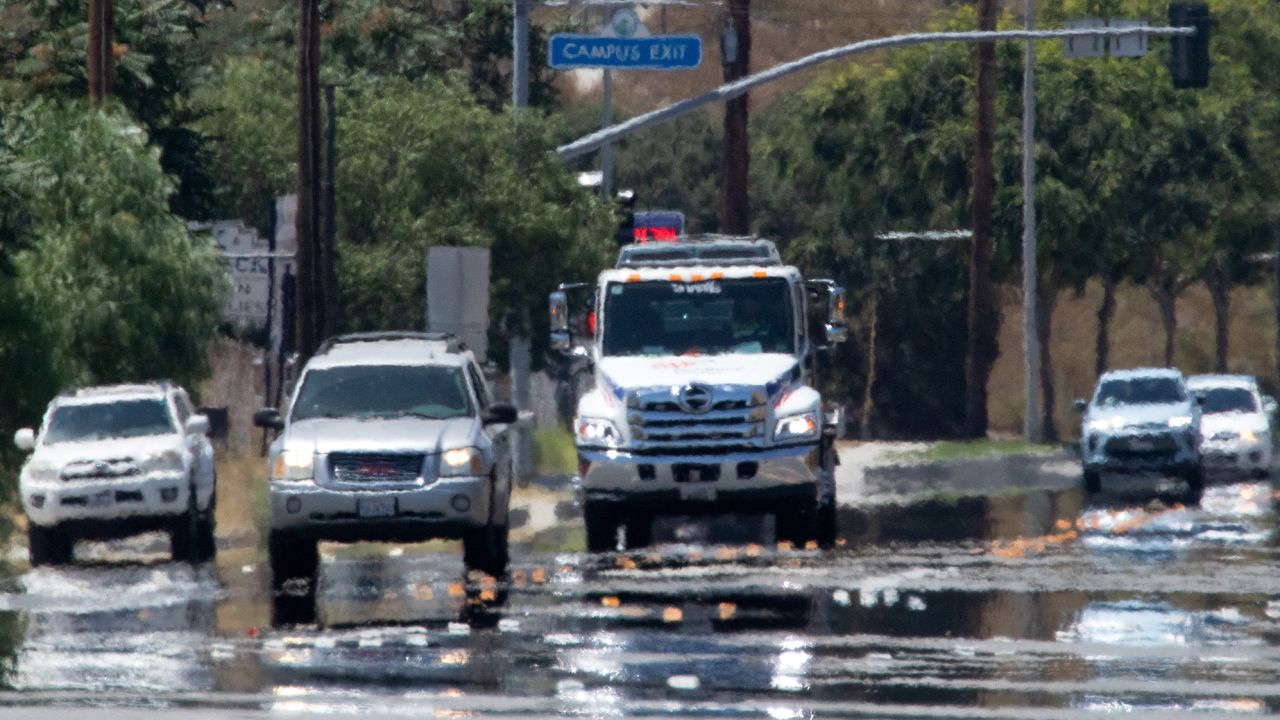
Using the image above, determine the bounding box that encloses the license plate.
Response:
[679,484,717,502]
[357,496,397,518]
[89,491,112,508]
[1128,440,1154,452]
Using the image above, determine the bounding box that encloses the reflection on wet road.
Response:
[2,477,1280,718]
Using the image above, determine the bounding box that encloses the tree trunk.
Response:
[1037,279,1058,442]
[1149,282,1178,367]
[1094,276,1117,379]
[718,0,751,235]
[87,0,113,105]
[1207,263,1231,373]
[964,0,999,439]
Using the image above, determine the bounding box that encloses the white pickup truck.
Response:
[550,236,848,551]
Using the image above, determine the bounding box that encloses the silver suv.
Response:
[254,332,516,623]
[14,382,216,566]
[1075,368,1203,496]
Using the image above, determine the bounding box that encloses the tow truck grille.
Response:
[330,453,424,484]
[629,392,765,451]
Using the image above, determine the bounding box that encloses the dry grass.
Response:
[989,280,1277,439]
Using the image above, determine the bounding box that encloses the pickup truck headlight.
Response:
[272,447,314,482]
[1167,415,1194,429]
[774,412,819,443]
[440,447,485,476]
[577,418,621,447]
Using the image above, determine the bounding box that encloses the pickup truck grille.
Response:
[330,453,424,484]
[629,389,765,451]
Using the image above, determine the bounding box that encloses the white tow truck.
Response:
[549,236,848,551]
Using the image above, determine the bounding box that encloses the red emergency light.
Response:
[634,226,680,243]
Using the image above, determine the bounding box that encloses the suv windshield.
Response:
[291,365,472,421]
[1095,377,1186,406]
[1200,387,1257,414]
[602,278,793,357]
[44,399,175,444]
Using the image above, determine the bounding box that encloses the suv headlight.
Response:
[774,412,819,443]
[272,447,314,482]
[1167,415,1193,429]
[576,418,621,447]
[1087,418,1116,432]
[142,449,184,473]
[23,459,60,483]
[440,447,485,476]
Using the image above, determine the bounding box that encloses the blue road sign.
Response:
[549,34,702,70]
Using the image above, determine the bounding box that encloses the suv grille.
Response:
[61,458,139,481]
[330,453,424,484]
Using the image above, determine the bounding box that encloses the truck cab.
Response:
[550,236,847,551]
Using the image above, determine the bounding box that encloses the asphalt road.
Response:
[1,447,1279,719]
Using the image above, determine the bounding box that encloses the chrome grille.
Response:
[330,453,424,484]
[61,457,139,481]
[628,389,765,452]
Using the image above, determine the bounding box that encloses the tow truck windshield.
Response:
[602,278,793,357]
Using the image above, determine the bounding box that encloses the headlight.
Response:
[1087,418,1120,432]
[440,447,485,476]
[23,459,60,483]
[1167,415,1193,429]
[576,418,621,447]
[271,447,314,481]
[1240,429,1259,444]
[774,412,819,442]
[142,449,184,473]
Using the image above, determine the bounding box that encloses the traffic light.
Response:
[1169,3,1209,89]
[614,190,636,247]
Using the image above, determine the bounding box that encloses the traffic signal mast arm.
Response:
[556,24,1198,161]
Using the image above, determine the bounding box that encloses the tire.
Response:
[1083,468,1102,494]
[193,487,217,563]
[463,523,509,577]
[816,500,837,550]
[171,482,203,564]
[623,512,653,550]
[584,501,621,553]
[1184,465,1205,501]
[776,505,817,547]
[269,529,319,626]
[28,523,72,567]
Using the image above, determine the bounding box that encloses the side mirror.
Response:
[185,414,210,436]
[253,408,284,431]
[13,428,35,452]
[1194,393,1206,406]
[1265,396,1277,414]
[483,402,519,425]
[549,291,571,351]
[1073,398,1087,413]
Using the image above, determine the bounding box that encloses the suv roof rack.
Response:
[315,331,465,356]
[615,237,782,268]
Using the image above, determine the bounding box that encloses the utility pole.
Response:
[1021,0,1041,443]
[322,84,340,341]
[601,69,614,199]
[965,0,999,439]
[295,0,323,360]
[512,0,529,107]
[87,0,113,105]
[719,0,751,235]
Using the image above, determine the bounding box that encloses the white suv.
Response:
[254,332,516,624]
[14,382,217,566]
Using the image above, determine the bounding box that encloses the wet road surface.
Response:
[1,464,1280,718]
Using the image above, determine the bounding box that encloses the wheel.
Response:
[776,505,818,547]
[195,488,217,563]
[269,529,319,626]
[1083,468,1102,494]
[28,523,72,566]
[623,512,653,549]
[816,500,837,549]
[1184,465,1205,502]
[584,501,621,553]
[170,482,204,563]
[463,523,509,577]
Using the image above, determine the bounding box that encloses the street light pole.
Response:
[1022,0,1042,443]
[513,0,529,107]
